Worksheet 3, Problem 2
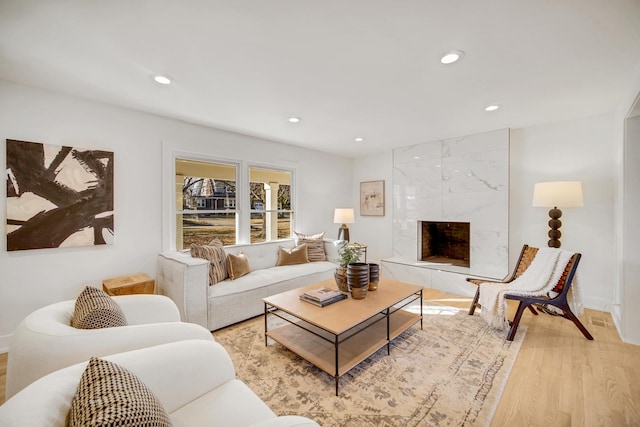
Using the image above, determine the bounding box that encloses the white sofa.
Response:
[157,238,338,331]
[5,294,214,399]
[0,340,319,427]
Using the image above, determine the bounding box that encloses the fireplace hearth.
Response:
[419,221,470,267]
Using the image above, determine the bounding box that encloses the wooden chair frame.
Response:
[467,244,594,341]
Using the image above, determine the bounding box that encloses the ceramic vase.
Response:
[368,263,380,291]
[347,262,369,299]
[334,266,348,293]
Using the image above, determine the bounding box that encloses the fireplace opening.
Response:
[419,221,470,267]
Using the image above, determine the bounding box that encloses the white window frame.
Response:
[164,149,296,250]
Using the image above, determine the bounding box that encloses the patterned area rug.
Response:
[214,303,525,427]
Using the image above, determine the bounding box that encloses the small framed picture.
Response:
[360,180,385,216]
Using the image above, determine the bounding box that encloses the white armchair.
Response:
[5,294,214,399]
[0,340,319,427]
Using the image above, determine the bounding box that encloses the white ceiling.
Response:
[1,0,640,157]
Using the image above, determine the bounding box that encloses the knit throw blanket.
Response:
[478,248,576,330]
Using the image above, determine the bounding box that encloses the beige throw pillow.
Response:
[226,252,251,280]
[276,243,310,266]
[294,231,327,262]
[71,286,128,329]
[190,242,228,285]
[68,357,173,427]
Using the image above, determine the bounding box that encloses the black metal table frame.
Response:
[264,288,423,395]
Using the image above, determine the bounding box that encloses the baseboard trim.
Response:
[611,305,622,330]
[582,295,611,313]
[609,305,640,346]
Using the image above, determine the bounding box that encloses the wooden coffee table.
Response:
[263,278,422,395]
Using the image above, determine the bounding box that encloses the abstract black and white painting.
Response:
[6,139,114,251]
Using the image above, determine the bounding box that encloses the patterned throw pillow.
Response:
[294,231,327,262]
[71,286,128,329]
[190,242,228,285]
[276,243,309,266]
[68,357,173,427]
[226,252,251,280]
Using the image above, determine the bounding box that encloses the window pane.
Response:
[249,211,293,243]
[248,183,291,211]
[250,212,266,243]
[180,213,236,247]
[249,167,293,243]
[182,177,236,210]
[176,159,236,248]
[278,211,292,239]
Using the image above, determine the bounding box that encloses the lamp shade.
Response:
[333,208,355,224]
[532,181,584,208]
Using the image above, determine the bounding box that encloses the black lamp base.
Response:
[547,207,562,248]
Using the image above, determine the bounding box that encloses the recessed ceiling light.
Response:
[287,117,301,123]
[151,74,172,85]
[440,50,465,64]
[354,137,365,142]
[485,104,500,112]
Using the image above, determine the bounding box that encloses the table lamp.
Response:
[333,208,355,241]
[532,181,583,248]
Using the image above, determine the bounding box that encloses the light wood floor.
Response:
[424,289,640,426]
[0,289,638,426]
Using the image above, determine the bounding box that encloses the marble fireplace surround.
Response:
[383,128,509,291]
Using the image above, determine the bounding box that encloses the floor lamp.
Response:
[333,208,354,242]
[532,181,583,248]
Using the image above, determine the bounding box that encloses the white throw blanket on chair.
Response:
[478,247,575,330]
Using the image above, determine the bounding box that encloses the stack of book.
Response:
[299,287,347,307]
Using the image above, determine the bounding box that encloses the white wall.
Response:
[621,113,640,345]
[0,80,352,351]
[351,152,394,265]
[510,114,615,311]
[614,61,640,345]
[354,114,616,313]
